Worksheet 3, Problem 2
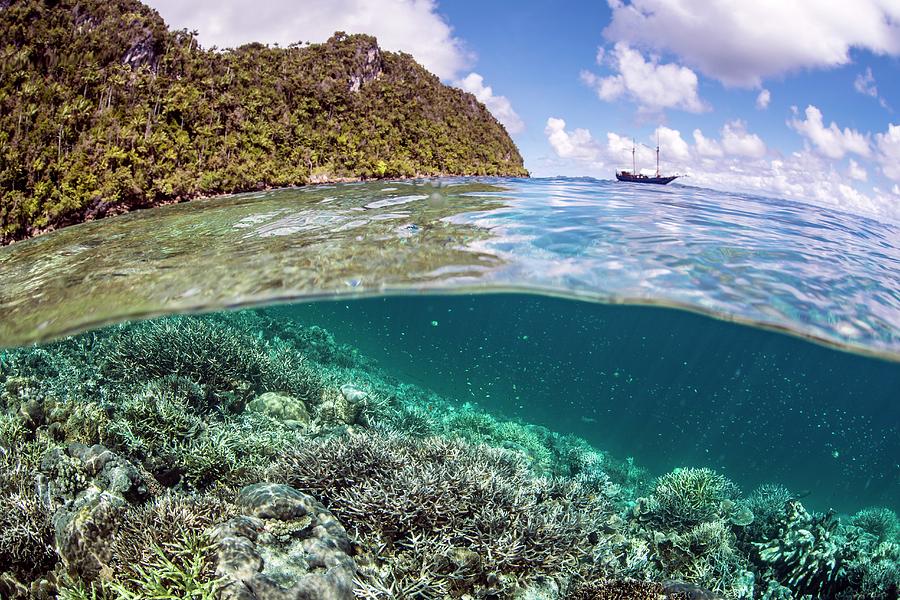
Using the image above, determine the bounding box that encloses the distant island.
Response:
[0,0,528,244]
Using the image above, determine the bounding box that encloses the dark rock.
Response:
[662,581,725,599]
[53,490,122,579]
[19,398,44,429]
[41,445,150,579]
[212,484,355,600]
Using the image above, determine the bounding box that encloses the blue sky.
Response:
[148,0,900,220]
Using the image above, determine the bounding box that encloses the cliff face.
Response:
[0,0,527,243]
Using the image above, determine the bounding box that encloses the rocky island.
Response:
[0,0,527,244]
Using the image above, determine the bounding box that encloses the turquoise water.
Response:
[1,177,899,598]
[279,294,899,514]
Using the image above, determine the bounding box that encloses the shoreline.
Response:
[1,171,529,246]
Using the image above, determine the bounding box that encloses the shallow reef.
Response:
[0,310,898,599]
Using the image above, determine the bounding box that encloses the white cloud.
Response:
[545,118,604,163]
[581,43,707,113]
[789,105,871,159]
[542,117,900,222]
[692,129,723,158]
[848,159,868,182]
[721,120,767,158]
[893,184,900,195]
[603,0,900,87]
[854,68,878,98]
[144,0,471,80]
[853,67,890,110]
[455,73,524,134]
[875,123,900,181]
[756,89,771,110]
[656,126,691,161]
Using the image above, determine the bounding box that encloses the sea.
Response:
[0,177,898,598]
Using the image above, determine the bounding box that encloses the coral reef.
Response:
[0,308,898,599]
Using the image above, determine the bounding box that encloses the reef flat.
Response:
[0,309,897,599]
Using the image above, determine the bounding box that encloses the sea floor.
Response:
[0,306,898,600]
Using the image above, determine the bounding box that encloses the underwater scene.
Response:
[0,179,899,600]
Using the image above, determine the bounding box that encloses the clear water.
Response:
[1,177,899,598]
[277,294,899,514]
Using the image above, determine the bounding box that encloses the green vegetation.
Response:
[0,0,527,243]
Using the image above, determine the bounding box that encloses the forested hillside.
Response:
[0,0,527,243]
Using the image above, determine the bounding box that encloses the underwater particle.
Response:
[832,450,840,458]
[431,320,439,326]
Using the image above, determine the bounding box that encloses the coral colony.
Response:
[0,310,898,599]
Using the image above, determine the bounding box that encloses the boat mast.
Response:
[632,138,636,174]
[656,130,660,178]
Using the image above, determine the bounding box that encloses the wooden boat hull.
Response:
[616,172,678,185]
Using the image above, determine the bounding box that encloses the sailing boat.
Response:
[616,134,679,185]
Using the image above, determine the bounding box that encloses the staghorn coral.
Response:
[108,491,238,580]
[0,444,56,581]
[645,468,742,531]
[649,520,752,597]
[269,432,618,597]
[851,507,900,544]
[98,314,323,410]
[56,532,220,600]
[568,578,726,599]
[741,484,793,544]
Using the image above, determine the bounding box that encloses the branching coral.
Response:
[851,507,900,544]
[0,444,56,581]
[645,467,742,531]
[741,484,793,544]
[108,491,239,576]
[98,315,323,409]
[57,532,220,600]
[269,432,618,596]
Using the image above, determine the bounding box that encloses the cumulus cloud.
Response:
[693,129,723,158]
[545,118,604,163]
[789,105,871,159]
[144,0,471,80]
[656,126,691,161]
[756,89,771,110]
[603,0,900,87]
[581,43,707,113]
[848,159,868,182]
[721,120,767,158]
[455,73,524,134]
[875,123,900,181]
[542,118,900,222]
